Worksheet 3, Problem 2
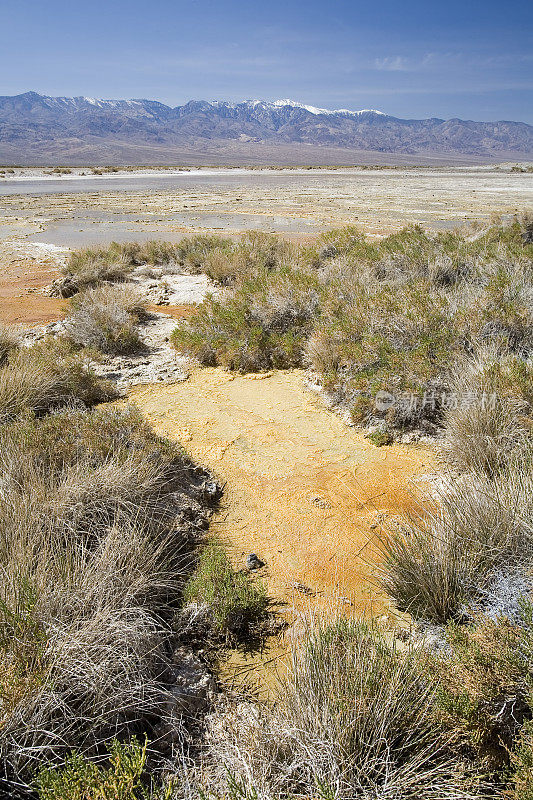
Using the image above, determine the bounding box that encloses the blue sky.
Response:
[2,0,532,122]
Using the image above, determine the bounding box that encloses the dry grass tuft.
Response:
[377,462,533,623]
[0,324,19,366]
[205,616,480,799]
[441,349,532,476]
[64,284,149,354]
[0,405,216,783]
[0,339,116,424]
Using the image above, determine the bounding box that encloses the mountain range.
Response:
[1,92,532,166]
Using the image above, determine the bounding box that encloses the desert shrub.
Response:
[378,463,533,623]
[201,247,239,284]
[167,219,533,434]
[65,284,148,354]
[186,232,296,285]
[206,617,479,799]
[0,324,19,366]
[172,267,321,371]
[429,608,533,773]
[305,220,532,431]
[317,224,371,260]
[0,339,115,424]
[173,235,231,273]
[183,544,270,645]
[307,274,458,429]
[34,737,154,800]
[366,429,393,446]
[511,720,533,799]
[0,406,217,783]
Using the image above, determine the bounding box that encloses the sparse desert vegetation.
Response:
[1,209,532,798]
[171,216,533,436]
[0,338,116,424]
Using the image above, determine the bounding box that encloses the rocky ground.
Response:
[23,266,217,388]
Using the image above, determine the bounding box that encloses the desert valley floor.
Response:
[1,164,531,622]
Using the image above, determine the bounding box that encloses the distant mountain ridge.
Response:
[1,92,532,165]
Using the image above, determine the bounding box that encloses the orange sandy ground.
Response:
[127,368,434,617]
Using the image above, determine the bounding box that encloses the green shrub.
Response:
[511,720,533,799]
[366,429,393,446]
[168,220,532,434]
[184,544,270,645]
[172,267,321,371]
[60,245,136,296]
[429,608,533,772]
[34,738,152,800]
[307,275,458,429]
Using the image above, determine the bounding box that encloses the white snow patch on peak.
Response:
[246,99,385,116]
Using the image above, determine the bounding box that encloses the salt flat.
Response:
[0,166,531,247]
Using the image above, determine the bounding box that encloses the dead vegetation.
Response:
[64,284,149,354]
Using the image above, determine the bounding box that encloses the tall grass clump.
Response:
[206,616,479,799]
[0,405,217,787]
[378,459,533,623]
[441,349,532,476]
[0,324,19,366]
[0,339,116,424]
[64,284,149,354]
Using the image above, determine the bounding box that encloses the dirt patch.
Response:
[0,240,68,324]
[127,368,434,616]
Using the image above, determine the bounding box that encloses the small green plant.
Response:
[184,544,271,644]
[34,738,151,800]
[366,429,393,446]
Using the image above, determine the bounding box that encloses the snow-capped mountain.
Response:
[0,92,531,164]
